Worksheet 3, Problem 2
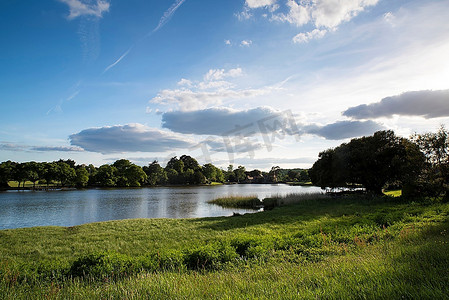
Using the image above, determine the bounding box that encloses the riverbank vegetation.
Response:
[208,195,262,209]
[1,194,448,298]
[0,156,310,190]
[208,193,328,209]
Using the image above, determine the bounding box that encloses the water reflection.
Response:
[0,184,322,229]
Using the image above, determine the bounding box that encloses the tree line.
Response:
[0,155,310,189]
[309,127,449,198]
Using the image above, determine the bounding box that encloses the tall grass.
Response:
[207,195,262,209]
[263,192,328,208]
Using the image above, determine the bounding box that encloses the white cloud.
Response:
[246,0,278,9]
[292,29,327,43]
[312,0,379,29]
[203,68,243,82]
[151,87,271,111]
[177,78,193,86]
[58,0,110,20]
[240,40,253,47]
[150,68,267,111]
[272,0,310,27]
[69,123,195,154]
[250,0,379,41]
[235,9,253,21]
[224,39,232,45]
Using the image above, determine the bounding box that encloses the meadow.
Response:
[1,194,448,299]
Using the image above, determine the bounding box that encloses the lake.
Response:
[0,184,322,230]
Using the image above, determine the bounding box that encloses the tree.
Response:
[125,164,147,187]
[0,161,15,188]
[234,166,246,183]
[23,161,42,189]
[225,165,235,182]
[411,126,449,198]
[268,166,280,183]
[202,163,224,183]
[166,168,179,184]
[12,163,27,189]
[41,162,58,188]
[143,161,167,185]
[95,164,117,187]
[180,155,201,171]
[310,130,420,194]
[299,170,310,182]
[75,167,89,188]
[56,162,76,187]
[112,159,147,187]
[166,157,184,174]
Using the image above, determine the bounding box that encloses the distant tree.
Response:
[299,170,310,182]
[143,161,167,185]
[112,159,147,187]
[166,168,179,184]
[287,170,299,182]
[202,163,224,183]
[183,168,195,184]
[0,160,15,188]
[42,162,59,188]
[95,164,117,187]
[194,170,206,184]
[268,166,281,183]
[56,162,76,187]
[180,155,201,171]
[126,164,147,187]
[75,167,89,188]
[411,126,449,198]
[23,161,42,189]
[86,164,97,186]
[166,157,184,174]
[234,166,246,183]
[225,165,235,182]
[57,159,76,169]
[12,163,27,188]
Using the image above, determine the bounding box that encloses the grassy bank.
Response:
[1,195,448,298]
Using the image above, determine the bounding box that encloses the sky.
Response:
[1,0,448,171]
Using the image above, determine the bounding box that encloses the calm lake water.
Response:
[0,184,322,230]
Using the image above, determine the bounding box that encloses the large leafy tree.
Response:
[143,161,167,186]
[95,164,118,187]
[202,163,224,183]
[56,162,76,187]
[23,161,42,189]
[112,159,147,187]
[0,160,16,188]
[411,126,449,198]
[75,167,90,188]
[310,130,422,194]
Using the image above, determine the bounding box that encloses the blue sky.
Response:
[1,0,448,170]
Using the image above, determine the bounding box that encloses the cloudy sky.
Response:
[1,0,448,170]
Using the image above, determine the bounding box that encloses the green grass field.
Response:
[1,195,448,299]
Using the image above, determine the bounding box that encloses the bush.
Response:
[183,242,238,270]
[68,252,134,279]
